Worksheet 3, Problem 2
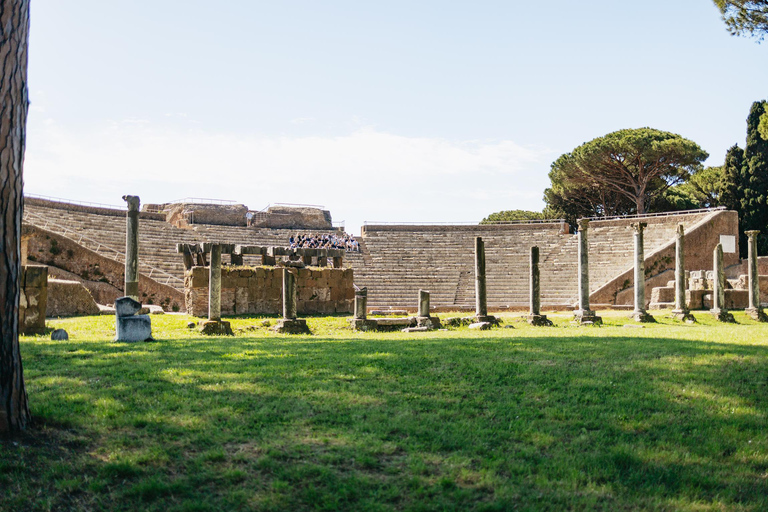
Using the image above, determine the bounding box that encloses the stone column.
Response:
[122,195,140,300]
[528,246,552,326]
[208,244,222,321]
[282,267,297,320]
[711,243,735,322]
[573,219,601,324]
[274,267,309,334]
[200,243,233,335]
[474,237,487,318]
[630,222,654,322]
[744,230,766,321]
[354,287,368,320]
[418,289,430,318]
[671,224,695,322]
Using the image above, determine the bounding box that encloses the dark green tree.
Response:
[741,100,768,254]
[481,210,544,224]
[713,1,768,39]
[720,144,745,213]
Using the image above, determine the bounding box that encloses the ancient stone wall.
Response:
[47,279,101,317]
[185,266,354,317]
[164,203,248,228]
[250,206,333,230]
[19,265,48,334]
[25,226,185,311]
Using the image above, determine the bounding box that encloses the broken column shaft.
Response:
[630,222,654,323]
[671,224,695,322]
[745,230,766,321]
[573,219,601,324]
[122,195,140,300]
[528,246,552,326]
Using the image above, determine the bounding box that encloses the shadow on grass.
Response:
[6,332,768,511]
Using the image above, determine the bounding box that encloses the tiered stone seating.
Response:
[22,199,348,292]
[23,197,721,311]
[351,211,719,310]
[352,223,575,309]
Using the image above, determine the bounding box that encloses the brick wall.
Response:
[184,266,354,317]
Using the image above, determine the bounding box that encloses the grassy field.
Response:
[2,311,767,511]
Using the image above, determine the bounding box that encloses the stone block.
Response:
[274,318,310,334]
[200,320,234,335]
[116,315,153,342]
[24,265,48,288]
[115,296,142,317]
[189,267,209,288]
[650,286,674,305]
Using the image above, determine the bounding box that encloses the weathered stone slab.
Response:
[469,322,491,330]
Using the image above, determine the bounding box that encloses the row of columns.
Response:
[473,223,764,326]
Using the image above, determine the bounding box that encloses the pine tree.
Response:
[740,100,768,255]
[720,144,744,213]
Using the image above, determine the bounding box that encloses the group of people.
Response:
[288,232,360,252]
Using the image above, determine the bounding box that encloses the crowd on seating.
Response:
[289,233,360,252]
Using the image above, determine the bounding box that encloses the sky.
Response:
[24,0,768,234]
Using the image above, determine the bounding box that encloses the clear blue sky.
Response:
[24,1,768,233]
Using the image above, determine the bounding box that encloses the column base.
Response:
[417,316,441,329]
[710,308,736,323]
[629,310,656,323]
[200,320,234,336]
[572,309,602,325]
[670,309,696,323]
[745,307,768,322]
[274,318,311,334]
[527,314,553,327]
[349,318,378,331]
[474,315,499,326]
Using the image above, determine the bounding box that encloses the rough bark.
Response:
[0,0,31,433]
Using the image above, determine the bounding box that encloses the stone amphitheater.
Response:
[21,196,748,314]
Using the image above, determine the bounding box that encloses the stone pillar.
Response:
[208,244,222,321]
[528,246,552,326]
[744,230,766,321]
[274,268,309,333]
[354,287,368,320]
[573,219,601,324]
[282,267,297,320]
[711,243,735,322]
[122,195,140,300]
[671,224,695,322]
[630,222,654,322]
[416,289,440,329]
[473,237,496,324]
[418,289,430,318]
[474,237,487,317]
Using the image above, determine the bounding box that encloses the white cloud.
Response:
[24,116,556,234]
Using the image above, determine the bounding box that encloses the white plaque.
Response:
[720,235,736,254]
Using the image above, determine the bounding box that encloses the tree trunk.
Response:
[0,0,31,433]
[636,194,646,215]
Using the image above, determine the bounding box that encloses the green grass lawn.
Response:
[2,311,767,511]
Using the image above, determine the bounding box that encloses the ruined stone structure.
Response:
[22,197,748,316]
[184,266,354,317]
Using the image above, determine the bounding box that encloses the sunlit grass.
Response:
[1,310,767,511]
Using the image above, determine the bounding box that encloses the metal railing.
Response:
[585,206,725,222]
[167,197,238,205]
[24,211,184,287]
[363,218,565,226]
[257,202,327,212]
